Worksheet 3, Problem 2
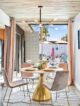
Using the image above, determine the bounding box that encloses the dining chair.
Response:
[2,69,31,106]
[21,63,39,88]
[47,63,68,80]
[59,63,68,71]
[43,71,70,106]
[59,63,70,90]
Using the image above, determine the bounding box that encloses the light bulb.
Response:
[39,23,42,27]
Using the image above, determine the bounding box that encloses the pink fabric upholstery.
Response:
[3,68,28,88]
[59,63,68,71]
[21,63,34,78]
[21,71,33,78]
[43,71,69,91]
[51,71,69,91]
[21,63,32,68]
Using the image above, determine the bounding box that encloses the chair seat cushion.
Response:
[9,80,28,88]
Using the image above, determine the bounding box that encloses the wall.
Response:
[0,9,10,27]
[73,13,80,90]
[39,43,68,58]
[25,31,39,63]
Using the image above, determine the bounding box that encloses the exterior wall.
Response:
[25,32,39,63]
[39,43,68,58]
[73,13,80,90]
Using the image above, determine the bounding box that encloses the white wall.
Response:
[0,9,10,27]
[25,32,39,63]
[73,13,80,90]
[39,43,68,57]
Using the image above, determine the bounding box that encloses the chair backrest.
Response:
[51,71,69,91]
[21,71,33,78]
[59,63,68,71]
[21,63,32,68]
[21,63,34,78]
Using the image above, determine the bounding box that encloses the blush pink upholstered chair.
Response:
[21,63,38,88]
[3,69,31,106]
[59,63,68,71]
[43,71,70,106]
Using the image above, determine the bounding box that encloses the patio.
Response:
[0,72,80,106]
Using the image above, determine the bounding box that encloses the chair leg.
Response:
[22,86,25,98]
[32,79,34,88]
[19,86,22,91]
[26,83,30,94]
[51,93,54,106]
[26,84,31,103]
[29,94,31,104]
[3,87,8,101]
[56,91,57,101]
[26,79,29,90]
[7,88,12,106]
[65,88,70,106]
[67,86,70,92]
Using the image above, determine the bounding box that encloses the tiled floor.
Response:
[1,85,80,106]
[0,73,80,106]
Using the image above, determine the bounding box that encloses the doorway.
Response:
[15,33,21,73]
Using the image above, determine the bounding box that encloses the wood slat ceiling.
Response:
[0,0,80,31]
[0,0,80,21]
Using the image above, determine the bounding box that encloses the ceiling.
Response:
[0,0,80,31]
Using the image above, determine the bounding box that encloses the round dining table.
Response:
[21,67,63,102]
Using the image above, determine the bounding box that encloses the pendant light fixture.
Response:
[38,5,43,41]
[38,5,43,27]
[38,6,49,41]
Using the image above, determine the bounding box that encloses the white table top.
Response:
[21,67,64,74]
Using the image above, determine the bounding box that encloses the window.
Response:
[31,24,68,63]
